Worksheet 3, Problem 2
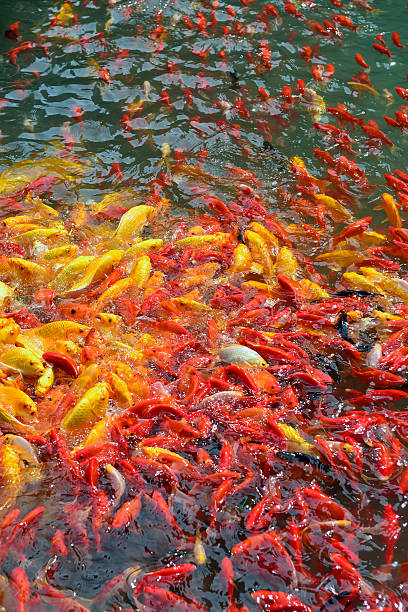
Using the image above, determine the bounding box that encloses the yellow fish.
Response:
[96,277,133,311]
[343,272,383,294]
[43,244,78,261]
[35,366,55,397]
[275,246,299,279]
[0,385,37,418]
[174,233,230,248]
[316,250,364,267]
[130,255,151,288]
[112,206,155,242]
[50,256,95,292]
[0,347,44,377]
[62,383,110,431]
[25,321,89,341]
[315,194,353,222]
[61,250,124,297]
[348,82,379,97]
[57,2,75,26]
[0,157,83,196]
[245,230,274,277]
[278,424,314,453]
[381,193,401,228]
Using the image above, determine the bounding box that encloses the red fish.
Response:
[332,13,358,30]
[12,175,58,199]
[391,32,404,49]
[355,53,370,69]
[284,3,305,19]
[327,104,362,126]
[259,39,272,70]
[5,21,21,41]
[324,63,335,78]
[98,68,111,83]
[4,41,35,66]
[361,123,393,146]
[396,86,408,101]
[159,90,173,108]
[71,105,83,122]
[372,43,391,57]
[299,44,319,63]
[110,162,123,181]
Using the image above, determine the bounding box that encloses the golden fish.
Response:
[0,347,44,377]
[348,82,379,96]
[315,194,353,222]
[62,382,110,431]
[0,385,37,418]
[245,230,274,277]
[0,282,13,306]
[91,190,141,215]
[275,246,299,279]
[278,424,314,453]
[230,244,253,273]
[14,227,67,245]
[300,279,330,300]
[43,244,78,261]
[125,239,163,257]
[381,193,401,228]
[130,255,151,288]
[343,272,383,294]
[96,277,134,311]
[72,364,100,393]
[111,206,155,242]
[0,406,35,433]
[25,321,89,341]
[316,250,364,267]
[50,256,95,292]
[8,258,48,279]
[174,233,229,248]
[0,157,83,196]
[107,372,132,406]
[0,322,20,345]
[57,2,75,26]
[242,280,275,295]
[94,313,123,330]
[4,434,39,466]
[81,417,110,448]
[35,366,55,397]
[61,250,124,297]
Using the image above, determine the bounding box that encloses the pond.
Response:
[0,0,406,610]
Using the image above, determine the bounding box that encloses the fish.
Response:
[111,206,155,242]
[0,386,37,418]
[62,383,110,431]
[0,1,407,607]
[0,347,44,377]
[218,345,267,367]
[301,88,326,121]
[348,82,379,97]
[60,251,124,297]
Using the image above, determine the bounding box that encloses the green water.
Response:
[0,0,406,215]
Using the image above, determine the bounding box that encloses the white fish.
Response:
[218,344,267,367]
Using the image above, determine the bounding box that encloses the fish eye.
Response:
[29,360,34,365]
[71,308,76,314]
